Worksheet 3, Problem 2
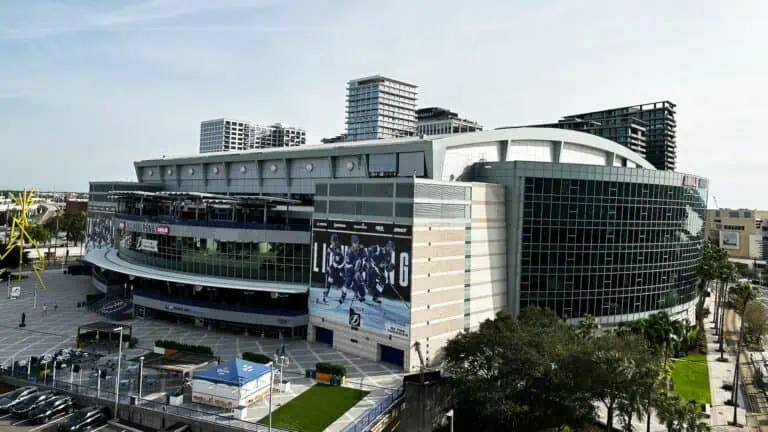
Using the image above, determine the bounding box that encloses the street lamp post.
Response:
[114,326,123,420]
[446,409,454,432]
[97,369,101,399]
[268,362,273,432]
[138,356,144,403]
[732,301,749,426]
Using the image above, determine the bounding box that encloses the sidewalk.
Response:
[704,295,748,431]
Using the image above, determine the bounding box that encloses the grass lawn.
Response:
[671,354,711,404]
[260,384,368,432]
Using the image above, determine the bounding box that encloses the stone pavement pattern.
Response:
[0,270,405,431]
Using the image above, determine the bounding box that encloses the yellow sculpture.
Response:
[0,189,47,289]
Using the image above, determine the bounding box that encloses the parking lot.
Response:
[0,270,405,430]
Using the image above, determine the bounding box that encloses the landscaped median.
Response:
[260,384,368,432]
[671,354,711,405]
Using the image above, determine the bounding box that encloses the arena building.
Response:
[84,128,708,370]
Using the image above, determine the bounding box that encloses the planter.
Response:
[153,346,178,356]
[315,371,332,383]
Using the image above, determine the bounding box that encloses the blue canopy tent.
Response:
[191,358,272,408]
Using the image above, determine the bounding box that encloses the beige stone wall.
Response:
[468,183,507,331]
[705,209,761,258]
[410,221,466,369]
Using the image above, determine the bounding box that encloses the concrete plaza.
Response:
[0,270,405,431]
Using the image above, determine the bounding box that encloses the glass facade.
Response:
[519,176,707,319]
[117,232,311,284]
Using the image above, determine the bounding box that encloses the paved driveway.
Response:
[0,270,404,431]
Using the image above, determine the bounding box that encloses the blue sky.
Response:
[1,0,766,208]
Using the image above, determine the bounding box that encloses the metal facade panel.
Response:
[398,152,425,177]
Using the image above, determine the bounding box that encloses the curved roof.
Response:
[433,128,654,169]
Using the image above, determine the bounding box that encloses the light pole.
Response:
[52,360,57,388]
[446,409,454,432]
[268,361,273,432]
[113,326,123,420]
[732,299,750,426]
[138,356,144,403]
[97,369,101,399]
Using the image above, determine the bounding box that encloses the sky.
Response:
[0,0,766,208]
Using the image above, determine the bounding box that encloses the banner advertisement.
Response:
[720,231,740,250]
[310,219,412,339]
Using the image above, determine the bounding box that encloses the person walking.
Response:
[42,303,47,316]
[54,303,58,312]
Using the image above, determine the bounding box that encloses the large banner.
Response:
[310,219,412,339]
[720,231,740,250]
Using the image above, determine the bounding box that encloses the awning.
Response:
[194,358,270,386]
[83,248,308,294]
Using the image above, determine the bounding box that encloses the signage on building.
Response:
[137,238,159,253]
[310,219,412,339]
[682,175,698,187]
[120,220,170,235]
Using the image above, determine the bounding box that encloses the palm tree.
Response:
[696,240,717,321]
[717,260,736,353]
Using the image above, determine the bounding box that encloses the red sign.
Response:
[156,225,170,235]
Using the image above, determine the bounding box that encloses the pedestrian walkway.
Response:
[704,295,749,431]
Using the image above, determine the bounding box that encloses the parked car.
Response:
[160,423,191,432]
[10,390,55,417]
[57,406,109,431]
[0,386,38,411]
[28,395,74,424]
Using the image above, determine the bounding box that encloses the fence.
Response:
[0,367,297,432]
[342,385,405,432]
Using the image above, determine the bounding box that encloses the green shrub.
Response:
[154,340,213,355]
[242,352,272,364]
[316,362,346,376]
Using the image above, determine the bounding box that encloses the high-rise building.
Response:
[346,75,418,141]
[415,107,483,136]
[510,101,677,170]
[199,118,306,153]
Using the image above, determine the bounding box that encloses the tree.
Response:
[443,308,596,431]
[58,211,86,246]
[729,281,757,316]
[576,314,600,340]
[695,240,718,320]
[744,302,768,346]
[25,224,50,245]
[584,333,656,431]
[655,392,711,432]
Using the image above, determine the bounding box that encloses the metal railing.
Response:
[0,367,297,432]
[342,385,405,432]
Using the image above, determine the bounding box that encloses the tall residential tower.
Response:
[345,75,418,141]
[514,101,677,170]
